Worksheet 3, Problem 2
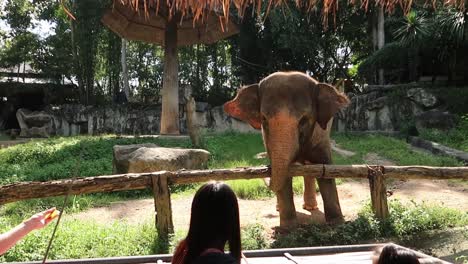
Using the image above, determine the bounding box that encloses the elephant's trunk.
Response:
[267,112,299,193]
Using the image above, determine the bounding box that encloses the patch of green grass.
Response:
[0,135,192,184]
[333,133,462,166]
[0,219,157,262]
[204,132,265,169]
[272,200,468,248]
[419,116,468,152]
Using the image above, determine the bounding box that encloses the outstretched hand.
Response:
[23,208,59,231]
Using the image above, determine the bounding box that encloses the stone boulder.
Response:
[16,108,54,138]
[415,109,455,131]
[113,144,211,174]
[406,88,438,108]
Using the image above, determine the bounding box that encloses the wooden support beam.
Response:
[151,175,174,242]
[186,96,201,147]
[1,165,468,204]
[368,166,389,220]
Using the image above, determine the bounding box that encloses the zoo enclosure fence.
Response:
[1,164,467,243]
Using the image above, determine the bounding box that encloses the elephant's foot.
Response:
[326,216,345,225]
[302,203,319,212]
[279,217,298,229]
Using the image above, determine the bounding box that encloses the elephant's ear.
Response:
[316,83,350,130]
[223,84,261,129]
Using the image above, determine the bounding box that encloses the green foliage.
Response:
[241,224,269,250]
[0,219,157,262]
[0,135,191,184]
[419,114,468,152]
[333,133,461,166]
[393,11,430,47]
[357,42,408,82]
[2,0,33,34]
[272,200,468,248]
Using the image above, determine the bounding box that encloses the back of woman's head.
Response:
[375,244,420,264]
[173,181,241,264]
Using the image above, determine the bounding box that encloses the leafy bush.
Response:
[272,200,468,248]
[242,224,269,250]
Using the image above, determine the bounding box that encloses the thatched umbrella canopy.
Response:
[102,0,239,135]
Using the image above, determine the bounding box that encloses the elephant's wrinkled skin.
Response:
[224,71,349,227]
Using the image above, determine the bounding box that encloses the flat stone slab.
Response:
[113,144,211,174]
[409,136,468,164]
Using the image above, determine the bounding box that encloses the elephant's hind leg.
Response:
[303,175,318,211]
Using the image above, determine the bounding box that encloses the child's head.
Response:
[181,181,241,262]
[374,244,420,264]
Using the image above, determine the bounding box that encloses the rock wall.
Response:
[334,85,454,132]
[39,102,257,136]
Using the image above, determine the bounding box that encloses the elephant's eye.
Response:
[299,115,309,128]
[261,116,268,128]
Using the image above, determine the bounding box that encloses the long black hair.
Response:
[376,244,420,264]
[172,181,241,264]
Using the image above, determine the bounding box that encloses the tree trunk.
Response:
[121,38,130,100]
[70,9,84,104]
[377,6,385,85]
[160,18,180,135]
[22,62,26,83]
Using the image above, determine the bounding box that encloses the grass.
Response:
[0,132,466,261]
[333,133,462,166]
[2,199,465,262]
[419,116,468,153]
[0,218,157,262]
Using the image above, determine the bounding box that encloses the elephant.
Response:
[223,71,349,227]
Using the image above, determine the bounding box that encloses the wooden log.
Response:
[1,165,468,204]
[151,175,174,242]
[368,166,389,220]
[384,165,468,180]
[0,174,152,204]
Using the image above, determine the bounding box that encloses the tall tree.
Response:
[121,38,130,100]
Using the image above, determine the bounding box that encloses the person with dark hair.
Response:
[373,244,421,264]
[172,181,242,264]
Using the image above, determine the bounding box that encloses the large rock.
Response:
[113,144,211,174]
[406,88,438,108]
[16,108,54,138]
[415,109,455,131]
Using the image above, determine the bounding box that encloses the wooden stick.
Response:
[1,165,467,204]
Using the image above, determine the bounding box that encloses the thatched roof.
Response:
[102,0,239,46]
[115,0,465,25]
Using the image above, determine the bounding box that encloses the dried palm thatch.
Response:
[102,0,239,46]
[116,0,465,26]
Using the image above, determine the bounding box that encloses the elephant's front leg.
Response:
[276,177,297,227]
[317,178,344,223]
[303,176,318,211]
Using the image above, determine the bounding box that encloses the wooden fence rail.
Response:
[1,165,467,205]
[1,164,467,241]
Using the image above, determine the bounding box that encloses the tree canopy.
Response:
[0,0,467,106]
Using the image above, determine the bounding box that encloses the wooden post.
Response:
[186,96,201,147]
[368,166,389,220]
[151,175,174,242]
[160,17,180,134]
